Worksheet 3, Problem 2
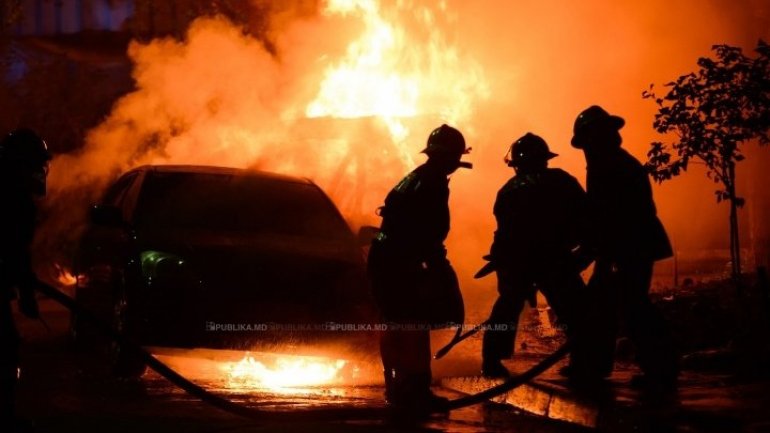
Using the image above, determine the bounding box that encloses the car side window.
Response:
[103,174,135,205]
[102,173,142,221]
[119,173,145,223]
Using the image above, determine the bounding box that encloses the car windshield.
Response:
[133,171,352,241]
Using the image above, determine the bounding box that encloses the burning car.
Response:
[71,165,377,376]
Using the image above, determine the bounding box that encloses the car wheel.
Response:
[110,289,147,378]
[67,290,100,349]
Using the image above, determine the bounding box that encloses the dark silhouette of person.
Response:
[368,124,468,413]
[0,128,51,428]
[570,105,678,391]
[480,133,590,378]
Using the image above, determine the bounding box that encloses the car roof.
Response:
[125,164,314,185]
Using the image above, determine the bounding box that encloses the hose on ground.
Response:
[35,283,568,421]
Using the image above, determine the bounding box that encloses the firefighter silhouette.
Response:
[0,128,50,427]
[570,105,678,391]
[480,133,590,378]
[368,124,468,412]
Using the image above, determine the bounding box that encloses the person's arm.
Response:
[564,175,594,271]
[411,174,450,263]
[16,249,40,319]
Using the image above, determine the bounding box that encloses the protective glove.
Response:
[571,245,595,272]
[424,246,449,269]
[474,254,496,279]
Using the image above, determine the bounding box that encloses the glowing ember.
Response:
[54,264,77,287]
[223,353,351,390]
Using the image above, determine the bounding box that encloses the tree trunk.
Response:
[728,163,742,280]
[731,198,741,277]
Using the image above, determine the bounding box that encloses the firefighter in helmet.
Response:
[368,124,469,412]
[0,128,50,427]
[480,132,589,378]
[570,105,678,391]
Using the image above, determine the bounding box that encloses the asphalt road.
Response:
[12,298,586,433]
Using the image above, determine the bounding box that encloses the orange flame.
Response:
[306,0,489,166]
[222,353,354,391]
[54,263,77,287]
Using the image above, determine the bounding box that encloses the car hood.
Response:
[134,228,368,306]
[132,228,374,334]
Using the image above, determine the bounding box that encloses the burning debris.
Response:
[54,264,77,288]
[151,348,379,397]
[223,353,354,391]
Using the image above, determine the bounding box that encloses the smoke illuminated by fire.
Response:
[37,0,770,311]
[45,0,489,228]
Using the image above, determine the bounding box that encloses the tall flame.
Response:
[306,0,489,166]
[308,0,420,119]
[54,263,77,287]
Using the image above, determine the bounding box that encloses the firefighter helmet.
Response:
[422,124,468,157]
[0,128,51,167]
[505,132,557,167]
[0,128,51,196]
[571,105,625,149]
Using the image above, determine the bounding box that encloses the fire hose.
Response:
[434,320,491,360]
[34,282,569,421]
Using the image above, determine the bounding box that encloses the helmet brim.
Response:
[421,146,471,155]
[508,151,559,167]
[422,147,473,169]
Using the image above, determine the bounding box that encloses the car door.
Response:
[73,170,144,321]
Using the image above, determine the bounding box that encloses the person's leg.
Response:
[384,327,445,412]
[481,288,526,377]
[1,299,20,425]
[539,270,589,373]
[401,328,433,396]
[569,260,618,380]
[370,248,420,401]
[618,260,678,387]
[379,328,399,402]
[539,270,585,339]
